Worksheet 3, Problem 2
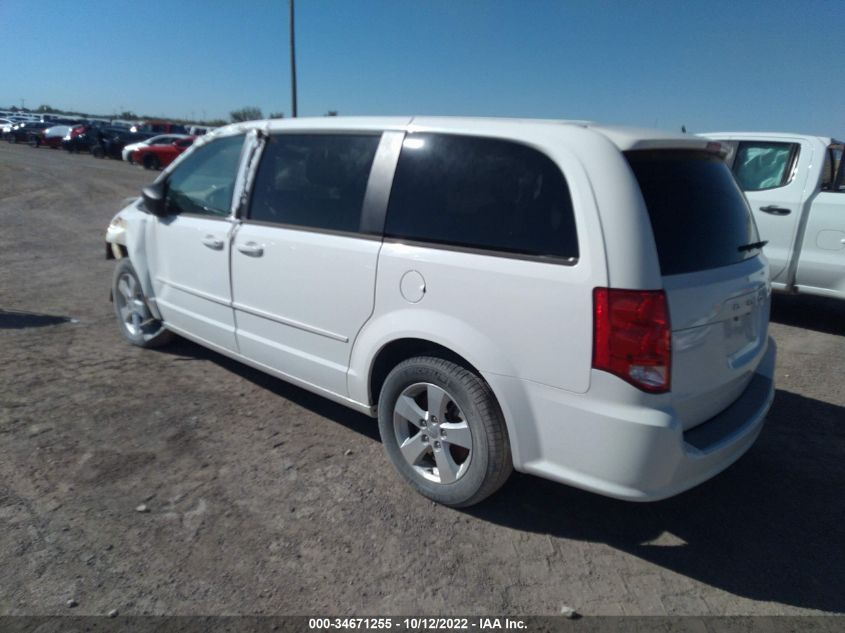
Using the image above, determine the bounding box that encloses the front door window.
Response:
[166,135,245,217]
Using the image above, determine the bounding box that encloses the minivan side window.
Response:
[248,134,381,234]
[731,141,799,191]
[384,134,578,261]
[166,134,245,217]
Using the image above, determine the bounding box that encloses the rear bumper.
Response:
[485,337,777,501]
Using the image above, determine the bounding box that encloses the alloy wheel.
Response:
[392,382,473,484]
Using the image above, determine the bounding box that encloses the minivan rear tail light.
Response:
[593,288,671,393]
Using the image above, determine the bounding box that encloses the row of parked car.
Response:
[1,117,212,170]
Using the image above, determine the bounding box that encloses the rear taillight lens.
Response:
[593,288,671,393]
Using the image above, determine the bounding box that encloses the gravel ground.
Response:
[1,142,843,617]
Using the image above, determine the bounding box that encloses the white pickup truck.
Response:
[704,132,844,300]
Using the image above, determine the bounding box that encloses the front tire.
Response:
[112,259,174,348]
[377,357,512,507]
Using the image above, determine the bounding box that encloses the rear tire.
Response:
[92,145,105,158]
[143,154,160,170]
[377,357,512,507]
[112,259,174,348]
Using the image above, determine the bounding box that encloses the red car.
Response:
[132,137,195,170]
[30,124,73,149]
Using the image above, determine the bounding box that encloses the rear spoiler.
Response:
[625,138,724,154]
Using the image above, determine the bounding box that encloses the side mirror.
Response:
[141,180,168,217]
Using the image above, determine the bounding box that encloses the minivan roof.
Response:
[217,116,710,152]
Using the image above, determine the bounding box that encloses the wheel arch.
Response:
[367,338,484,407]
[114,205,163,320]
[348,312,526,466]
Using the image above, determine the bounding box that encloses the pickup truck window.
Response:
[824,145,844,192]
[732,142,799,191]
[626,150,760,276]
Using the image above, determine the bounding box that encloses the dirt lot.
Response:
[1,141,843,617]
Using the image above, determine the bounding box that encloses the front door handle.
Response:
[237,241,264,257]
[759,205,791,216]
[201,235,224,250]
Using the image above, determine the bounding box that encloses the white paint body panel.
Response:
[147,215,237,352]
[795,192,845,296]
[106,116,777,501]
[231,225,381,396]
[663,258,770,430]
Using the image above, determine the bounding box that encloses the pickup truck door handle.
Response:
[237,241,264,257]
[201,235,225,250]
[759,205,791,216]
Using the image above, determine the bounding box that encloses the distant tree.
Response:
[207,119,228,127]
[268,111,285,119]
[36,104,54,113]
[119,111,138,120]
[230,107,263,123]
[325,110,338,117]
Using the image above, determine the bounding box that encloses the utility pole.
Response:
[289,0,298,117]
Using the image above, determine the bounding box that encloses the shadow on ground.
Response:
[771,294,844,336]
[161,339,844,613]
[159,338,380,441]
[0,309,72,329]
[468,389,845,614]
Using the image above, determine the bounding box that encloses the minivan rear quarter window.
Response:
[626,150,760,276]
[385,133,578,261]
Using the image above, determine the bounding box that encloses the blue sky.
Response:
[1,0,842,134]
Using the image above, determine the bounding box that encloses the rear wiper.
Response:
[738,240,768,252]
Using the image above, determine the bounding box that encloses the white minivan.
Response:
[106,117,776,507]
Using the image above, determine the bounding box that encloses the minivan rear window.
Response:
[626,150,760,276]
